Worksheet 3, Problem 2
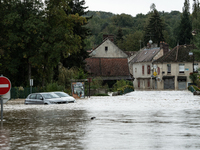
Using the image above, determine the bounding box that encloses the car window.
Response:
[55,92,69,97]
[29,94,36,99]
[41,93,60,99]
[36,94,43,100]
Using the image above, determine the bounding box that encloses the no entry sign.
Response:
[0,76,11,95]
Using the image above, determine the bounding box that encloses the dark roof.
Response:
[154,45,196,63]
[85,58,131,78]
[131,48,160,63]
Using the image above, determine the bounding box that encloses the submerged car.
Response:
[53,92,76,103]
[25,92,68,105]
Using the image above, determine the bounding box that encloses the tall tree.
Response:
[177,0,192,45]
[61,0,91,70]
[192,0,200,34]
[144,5,165,46]
[116,27,124,49]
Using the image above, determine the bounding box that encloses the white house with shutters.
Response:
[130,42,169,90]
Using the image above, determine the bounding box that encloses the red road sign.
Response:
[0,76,11,95]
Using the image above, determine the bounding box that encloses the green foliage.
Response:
[112,79,133,92]
[85,10,181,50]
[117,85,134,95]
[45,82,65,92]
[144,9,165,46]
[0,0,90,87]
[73,68,88,79]
[90,77,109,90]
[177,0,192,45]
[189,73,198,83]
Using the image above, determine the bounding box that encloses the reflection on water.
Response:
[1,91,200,150]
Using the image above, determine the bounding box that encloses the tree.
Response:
[177,0,192,45]
[116,27,124,49]
[0,0,45,86]
[192,0,200,34]
[144,6,165,46]
[124,31,143,51]
[61,0,91,71]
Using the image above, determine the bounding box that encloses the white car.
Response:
[53,92,76,103]
[25,92,68,105]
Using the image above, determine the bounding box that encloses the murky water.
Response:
[1,91,200,150]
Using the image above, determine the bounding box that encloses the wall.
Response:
[133,62,153,90]
[90,40,128,58]
[155,62,200,90]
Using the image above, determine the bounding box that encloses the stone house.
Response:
[85,35,133,88]
[129,42,169,90]
[153,44,200,90]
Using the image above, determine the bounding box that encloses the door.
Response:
[36,94,44,104]
[154,80,157,89]
[178,81,186,90]
[164,78,174,89]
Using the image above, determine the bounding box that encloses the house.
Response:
[153,44,200,90]
[130,42,169,90]
[85,35,133,87]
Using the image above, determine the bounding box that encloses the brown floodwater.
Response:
[1,91,200,150]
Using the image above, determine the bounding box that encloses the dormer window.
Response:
[105,46,108,52]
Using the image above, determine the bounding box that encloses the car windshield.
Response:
[41,93,60,99]
[55,92,70,97]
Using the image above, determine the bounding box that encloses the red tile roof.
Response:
[85,58,131,77]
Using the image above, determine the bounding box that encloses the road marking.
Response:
[0,84,9,88]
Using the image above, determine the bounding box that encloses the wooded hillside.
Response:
[84,10,182,50]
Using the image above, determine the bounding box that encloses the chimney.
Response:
[163,42,169,55]
[160,41,164,49]
[103,34,114,42]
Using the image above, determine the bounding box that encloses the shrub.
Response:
[45,82,65,92]
[112,79,133,92]
[117,85,134,95]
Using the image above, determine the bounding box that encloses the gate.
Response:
[178,81,186,90]
[164,78,174,89]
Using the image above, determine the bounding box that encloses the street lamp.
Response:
[189,51,194,73]
[189,51,195,83]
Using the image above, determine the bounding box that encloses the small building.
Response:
[130,42,169,90]
[153,44,200,90]
[85,35,133,88]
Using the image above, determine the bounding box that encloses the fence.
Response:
[11,87,40,99]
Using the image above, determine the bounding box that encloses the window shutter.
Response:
[142,66,144,75]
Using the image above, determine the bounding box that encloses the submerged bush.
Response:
[45,82,65,92]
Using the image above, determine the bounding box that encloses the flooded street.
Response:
[1,90,200,150]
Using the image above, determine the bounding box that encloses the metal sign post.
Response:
[30,79,33,93]
[1,96,3,122]
[0,76,11,122]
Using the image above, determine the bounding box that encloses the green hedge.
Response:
[118,85,134,95]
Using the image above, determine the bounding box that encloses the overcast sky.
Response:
[85,0,194,17]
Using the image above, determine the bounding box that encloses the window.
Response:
[147,65,151,74]
[30,94,36,99]
[36,94,42,100]
[167,64,171,73]
[105,46,108,52]
[142,65,144,75]
[194,63,198,72]
[179,64,185,73]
